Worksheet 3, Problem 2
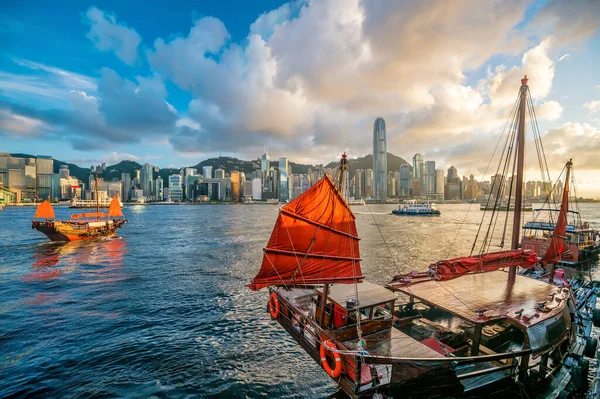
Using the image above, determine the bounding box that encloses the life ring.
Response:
[269,292,279,319]
[320,339,342,378]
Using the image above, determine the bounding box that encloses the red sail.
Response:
[248,175,363,290]
[107,194,124,217]
[34,200,55,219]
[541,175,569,266]
[429,250,538,280]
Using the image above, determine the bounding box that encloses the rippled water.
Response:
[1,203,599,398]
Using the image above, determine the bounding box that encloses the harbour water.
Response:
[1,203,599,398]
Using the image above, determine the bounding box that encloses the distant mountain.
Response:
[53,160,90,182]
[191,156,315,175]
[325,153,410,172]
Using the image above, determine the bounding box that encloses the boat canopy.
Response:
[71,212,106,219]
[319,281,396,310]
[248,174,363,290]
[427,250,538,281]
[107,194,124,217]
[34,200,55,219]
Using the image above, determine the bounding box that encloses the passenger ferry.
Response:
[70,197,123,208]
[392,200,441,216]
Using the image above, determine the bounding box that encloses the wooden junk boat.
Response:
[522,160,600,266]
[32,177,127,242]
[248,77,598,398]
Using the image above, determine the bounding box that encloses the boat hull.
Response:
[392,210,440,216]
[522,236,599,265]
[32,220,127,242]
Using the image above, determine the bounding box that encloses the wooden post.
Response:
[319,283,330,326]
[471,323,483,356]
[509,75,528,284]
[519,353,530,382]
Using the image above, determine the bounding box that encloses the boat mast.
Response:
[508,75,528,283]
[319,153,348,326]
[95,174,100,221]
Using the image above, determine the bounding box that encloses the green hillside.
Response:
[325,153,410,172]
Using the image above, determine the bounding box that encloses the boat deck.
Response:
[343,327,445,359]
[388,271,565,326]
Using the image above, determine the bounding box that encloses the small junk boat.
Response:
[249,77,597,398]
[393,200,440,216]
[32,176,127,241]
[522,160,600,266]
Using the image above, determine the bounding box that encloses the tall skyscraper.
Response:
[424,160,436,194]
[155,176,164,201]
[435,169,445,194]
[399,164,411,197]
[447,165,458,181]
[261,151,270,192]
[121,173,131,201]
[278,157,289,202]
[412,153,423,179]
[168,175,182,201]
[141,163,153,197]
[372,117,387,200]
[230,171,241,201]
[202,166,212,179]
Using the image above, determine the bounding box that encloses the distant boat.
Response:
[522,160,600,266]
[32,176,127,241]
[70,197,123,208]
[392,200,440,216]
[480,202,533,211]
[347,198,365,206]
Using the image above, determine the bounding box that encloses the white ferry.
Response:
[70,197,123,208]
[392,200,441,216]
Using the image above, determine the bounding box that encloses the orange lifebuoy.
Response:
[269,292,279,319]
[320,339,342,378]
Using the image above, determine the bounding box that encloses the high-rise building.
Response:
[261,151,271,194]
[412,153,423,179]
[214,168,225,179]
[36,156,53,200]
[364,169,374,198]
[372,117,387,200]
[399,164,411,197]
[168,175,182,201]
[155,176,164,201]
[182,168,198,200]
[252,178,262,200]
[121,173,131,202]
[278,157,289,202]
[354,169,364,199]
[141,163,153,197]
[230,171,241,201]
[59,165,70,178]
[447,166,458,182]
[202,166,212,179]
[435,169,445,194]
[424,160,436,194]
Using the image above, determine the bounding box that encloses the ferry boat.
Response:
[348,198,366,206]
[32,176,127,241]
[392,200,440,216]
[248,78,596,398]
[70,196,123,208]
[522,160,599,266]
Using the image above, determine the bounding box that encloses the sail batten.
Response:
[249,174,363,291]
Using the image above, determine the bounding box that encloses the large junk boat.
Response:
[248,77,597,398]
[32,177,127,241]
[522,161,599,266]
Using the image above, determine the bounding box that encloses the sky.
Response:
[1,0,599,197]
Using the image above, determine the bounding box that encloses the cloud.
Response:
[558,54,570,61]
[583,100,600,114]
[0,109,45,136]
[84,7,141,65]
[533,0,600,46]
[537,100,564,121]
[543,122,600,170]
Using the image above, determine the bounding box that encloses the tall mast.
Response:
[95,174,100,220]
[338,153,348,194]
[508,75,528,283]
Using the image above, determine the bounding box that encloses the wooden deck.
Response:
[319,281,397,310]
[388,271,567,326]
[342,327,444,359]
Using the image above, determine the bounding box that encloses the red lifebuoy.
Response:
[320,339,342,378]
[269,292,279,319]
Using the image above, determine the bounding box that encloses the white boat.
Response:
[70,197,123,208]
[347,197,365,205]
[392,200,441,216]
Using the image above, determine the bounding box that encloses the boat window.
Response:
[373,302,392,320]
[359,307,370,320]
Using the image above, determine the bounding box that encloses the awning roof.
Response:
[320,281,397,309]
[387,271,566,326]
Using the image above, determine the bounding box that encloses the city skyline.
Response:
[1,1,599,196]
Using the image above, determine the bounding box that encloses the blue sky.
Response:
[1,0,599,196]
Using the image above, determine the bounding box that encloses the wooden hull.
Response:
[32,220,127,242]
[522,236,599,265]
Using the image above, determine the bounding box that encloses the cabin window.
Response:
[372,302,392,320]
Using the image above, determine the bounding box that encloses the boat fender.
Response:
[593,309,600,327]
[320,339,342,378]
[571,358,589,391]
[269,292,279,319]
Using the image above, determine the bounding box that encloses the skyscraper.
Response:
[399,164,411,197]
[372,118,387,200]
[435,169,445,194]
[424,160,436,194]
[412,153,423,179]
[230,171,240,201]
[141,163,153,197]
[278,157,289,202]
[121,173,131,201]
[202,166,212,179]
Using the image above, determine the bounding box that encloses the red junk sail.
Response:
[248,174,363,290]
[541,160,571,266]
[428,250,538,281]
[107,194,124,217]
[34,200,55,219]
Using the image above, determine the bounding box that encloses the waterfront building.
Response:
[35,156,53,200]
[214,168,225,179]
[447,165,458,181]
[399,164,411,197]
[182,168,198,200]
[364,169,374,199]
[252,178,262,200]
[121,173,131,202]
[412,153,423,180]
[372,117,387,200]
[155,176,164,201]
[0,154,38,201]
[141,163,153,197]
[410,178,421,197]
[230,171,241,201]
[435,169,445,194]
[60,176,81,200]
[354,169,364,199]
[168,175,183,201]
[387,171,397,197]
[278,157,289,202]
[243,181,253,199]
[202,166,212,179]
[50,173,60,201]
[424,160,436,194]
[135,170,140,186]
